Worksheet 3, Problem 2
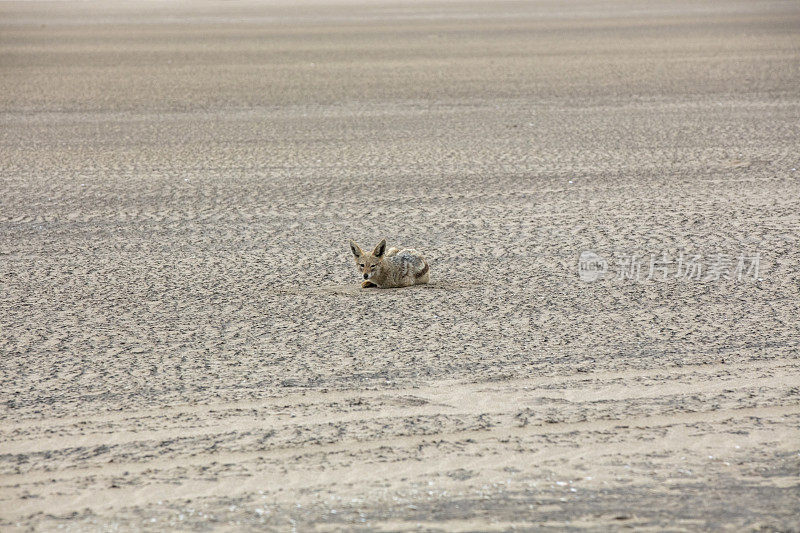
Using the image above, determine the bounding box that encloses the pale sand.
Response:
[1,0,799,530]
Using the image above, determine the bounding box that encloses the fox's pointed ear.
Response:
[349,240,363,258]
[373,239,387,258]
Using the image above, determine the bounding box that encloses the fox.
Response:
[349,238,430,288]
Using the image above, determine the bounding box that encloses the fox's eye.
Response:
[359,263,364,268]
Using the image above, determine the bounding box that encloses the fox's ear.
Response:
[373,239,387,258]
[349,240,363,258]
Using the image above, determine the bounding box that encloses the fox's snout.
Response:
[363,273,369,279]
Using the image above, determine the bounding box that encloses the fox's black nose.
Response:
[363,273,369,279]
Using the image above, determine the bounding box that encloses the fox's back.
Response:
[385,248,429,283]
[387,248,425,265]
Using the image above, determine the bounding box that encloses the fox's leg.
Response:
[397,254,427,286]
[361,280,377,288]
[414,260,430,284]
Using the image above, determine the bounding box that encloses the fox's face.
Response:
[350,239,386,281]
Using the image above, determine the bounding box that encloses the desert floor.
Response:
[1,0,799,530]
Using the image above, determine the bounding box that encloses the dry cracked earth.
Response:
[1,0,799,531]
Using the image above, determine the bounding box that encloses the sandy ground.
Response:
[1,0,800,530]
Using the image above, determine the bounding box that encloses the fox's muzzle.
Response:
[363,273,369,279]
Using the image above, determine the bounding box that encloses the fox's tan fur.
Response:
[349,239,430,289]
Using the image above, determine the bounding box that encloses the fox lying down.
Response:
[349,239,430,288]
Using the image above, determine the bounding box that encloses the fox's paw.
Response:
[361,280,377,288]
